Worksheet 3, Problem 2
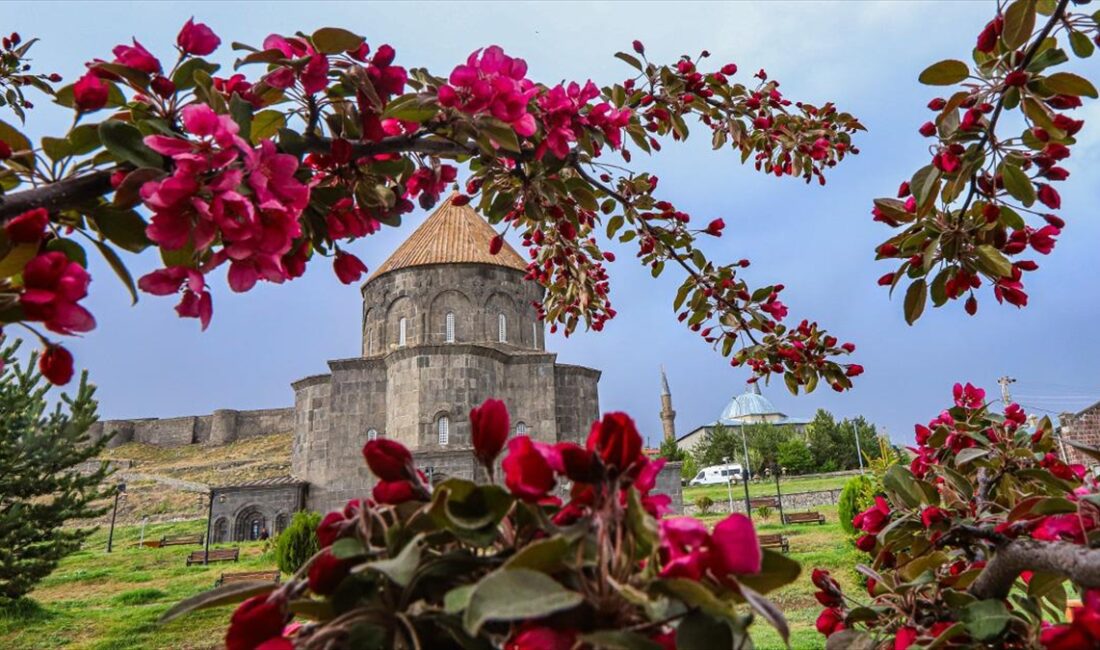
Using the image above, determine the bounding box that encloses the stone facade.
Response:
[294,257,602,514]
[209,478,308,543]
[1060,401,1100,466]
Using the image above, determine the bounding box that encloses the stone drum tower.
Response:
[290,195,602,513]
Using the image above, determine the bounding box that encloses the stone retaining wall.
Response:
[683,488,842,516]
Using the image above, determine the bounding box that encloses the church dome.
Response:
[368,193,527,281]
[718,382,784,424]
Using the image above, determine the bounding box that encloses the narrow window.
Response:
[516,422,527,437]
[367,428,378,441]
[398,317,407,346]
[367,329,374,355]
[445,312,455,343]
[532,322,537,347]
[498,313,507,343]
[437,415,450,445]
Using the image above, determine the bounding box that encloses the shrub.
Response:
[694,495,715,514]
[837,474,875,536]
[756,505,773,521]
[272,511,321,575]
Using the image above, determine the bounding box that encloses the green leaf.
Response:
[675,611,738,650]
[903,279,926,325]
[46,238,88,267]
[98,121,164,170]
[974,245,1013,278]
[0,243,37,278]
[330,536,366,560]
[41,136,72,161]
[1000,163,1035,206]
[1070,30,1096,58]
[113,168,164,209]
[159,581,276,624]
[443,584,475,615]
[172,58,220,91]
[998,205,1026,230]
[354,533,422,587]
[480,120,521,154]
[250,110,286,144]
[738,549,802,595]
[462,569,583,635]
[1003,0,1037,50]
[67,124,102,155]
[229,93,254,142]
[825,629,876,650]
[954,447,989,466]
[89,238,138,305]
[961,599,1012,641]
[918,60,969,85]
[614,52,644,71]
[1044,72,1099,98]
[503,535,572,573]
[383,94,440,123]
[311,27,364,55]
[884,464,924,508]
[0,118,33,164]
[740,584,788,644]
[90,205,151,253]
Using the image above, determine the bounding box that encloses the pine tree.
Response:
[0,339,110,603]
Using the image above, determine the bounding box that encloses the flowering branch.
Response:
[970,538,1100,600]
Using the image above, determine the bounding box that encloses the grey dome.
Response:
[718,382,784,424]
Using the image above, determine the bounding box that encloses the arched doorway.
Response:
[234,505,266,541]
[212,516,228,544]
[274,513,288,535]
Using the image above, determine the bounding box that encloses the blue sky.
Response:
[9,1,1100,446]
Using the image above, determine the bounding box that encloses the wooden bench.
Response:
[782,511,826,525]
[161,534,203,547]
[215,570,281,588]
[758,533,789,553]
[186,548,240,566]
[748,497,781,510]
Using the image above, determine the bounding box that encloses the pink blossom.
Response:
[439,46,538,138]
[709,513,762,577]
[20,252,95,335]
[333,251,368,285]
[177,18,221,56]
[952,382,986,409]
[112,39,161,75]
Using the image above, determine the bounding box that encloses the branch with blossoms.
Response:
[162,400,801,649]
[874,0,1097,323]
[812,381,1100,649]
[0,21,862,389]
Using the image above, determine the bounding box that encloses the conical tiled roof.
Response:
[368,193,527,280]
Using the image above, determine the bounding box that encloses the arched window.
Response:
[437,415,450,446]
[532,322,538,348]
[445,312,455,343]
[498,313,507,343]
[398,317,407,346]
[516,422,528,436]
[367,428,378,441]
[367,329,374,355]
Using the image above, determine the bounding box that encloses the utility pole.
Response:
[998,376,1016,404]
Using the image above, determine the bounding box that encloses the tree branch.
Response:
[970,538,1100,599]
[0,169,117,222]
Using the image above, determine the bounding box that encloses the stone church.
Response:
[91,195,680,543]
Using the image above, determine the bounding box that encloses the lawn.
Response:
[2,508,857,649]
[683,472,854,503]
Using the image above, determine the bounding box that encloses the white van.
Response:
[689,463,744,486]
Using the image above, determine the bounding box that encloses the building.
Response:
[675,381,810,454]
[91,195,682,542]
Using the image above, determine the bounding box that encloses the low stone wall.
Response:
[683,488,842,516]
[89,407,294,448]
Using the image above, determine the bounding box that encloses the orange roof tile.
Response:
[369,194,527,280]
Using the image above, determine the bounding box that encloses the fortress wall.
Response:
[87,406,294,448]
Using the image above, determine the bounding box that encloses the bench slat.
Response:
[186,548,240,566]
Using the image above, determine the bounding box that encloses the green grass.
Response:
[0,519,278,649]
[3,509,856,649]
[684,473,853,503]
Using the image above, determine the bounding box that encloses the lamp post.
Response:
[773,462,784,523]
[203,489,224,565]
[106,482,126,553]
[723,456,734,513]
[853,423,865,474]
[738,427,753,519]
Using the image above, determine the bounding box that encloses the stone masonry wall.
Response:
[554,364,601,445]
[209,483,307,543]
[89,407,294,449]
[1062,402,1100,466]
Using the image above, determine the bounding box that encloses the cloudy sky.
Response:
[10,1,1100,446]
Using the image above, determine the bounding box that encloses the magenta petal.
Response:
[709,514,762,576]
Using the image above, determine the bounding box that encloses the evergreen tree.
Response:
[0,340,110,603]
[692,425,743,469]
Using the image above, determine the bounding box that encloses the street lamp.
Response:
[106,482,126,553]
[723,456,734,513]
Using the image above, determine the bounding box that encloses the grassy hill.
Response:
[87,433,293,526]
[1,507,860,650]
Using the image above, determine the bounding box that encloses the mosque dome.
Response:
[718,382,785,424]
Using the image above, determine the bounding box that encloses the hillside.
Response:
[88,433,293,526]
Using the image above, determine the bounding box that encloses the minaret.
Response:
[660,366,677,442]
